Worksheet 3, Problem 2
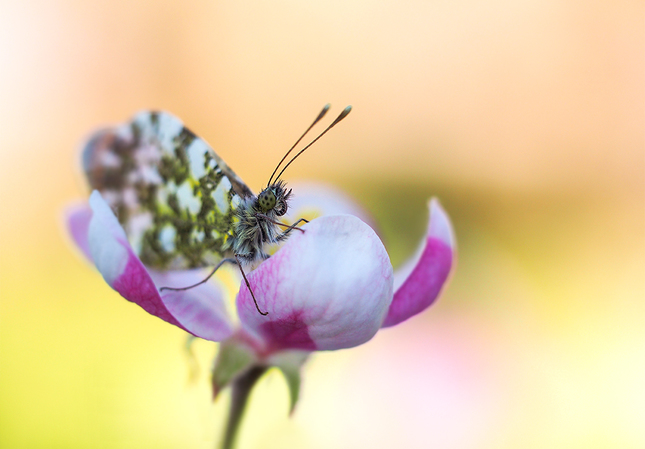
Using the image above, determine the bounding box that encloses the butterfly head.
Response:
[258,105,352,218]
[258,180,291,216]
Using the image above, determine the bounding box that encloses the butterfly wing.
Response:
[82,111,253,269]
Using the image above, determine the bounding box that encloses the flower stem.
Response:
[221,366,267,449]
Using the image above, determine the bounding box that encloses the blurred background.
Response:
[0,1,643,448]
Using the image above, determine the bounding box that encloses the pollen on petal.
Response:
[285,182,377,228]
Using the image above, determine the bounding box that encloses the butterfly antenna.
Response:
[267,104,331,187]
[274,105,352,183]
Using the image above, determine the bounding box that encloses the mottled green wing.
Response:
[82,111,253,269]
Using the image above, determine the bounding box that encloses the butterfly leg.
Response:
[275,218,309,242]
[256,214,308,236]
[159,256,269,317]
[234,254,269,316]
[159,258,236,292]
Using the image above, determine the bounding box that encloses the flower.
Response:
[66,183,455,409]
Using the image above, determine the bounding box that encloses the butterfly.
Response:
[82,105,351,315]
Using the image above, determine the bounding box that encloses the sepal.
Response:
[267,351,310,415]
[211,338,258,400]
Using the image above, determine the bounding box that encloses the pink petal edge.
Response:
[381,198,455,328]
[236,214,394,354]
[85,191,233,341]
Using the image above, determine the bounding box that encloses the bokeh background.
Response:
[1,1,643,448]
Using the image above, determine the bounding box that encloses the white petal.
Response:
[237,215,393,352]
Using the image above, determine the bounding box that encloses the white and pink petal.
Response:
[236,215,393,353]
[151,270,234,342]
[67,203,93,260]
[75,191,234,341]
[381,198,455,328]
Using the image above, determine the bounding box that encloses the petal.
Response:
[286,182,377,228]
[66,203,93,260]
[151,270,234,342]
[87,191,233,341]
[237,215,393,352]
[381,198,455,328]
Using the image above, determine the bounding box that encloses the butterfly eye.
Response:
[275,202,288,216]
[258,190,277,213]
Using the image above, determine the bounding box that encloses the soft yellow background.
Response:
[1,1,643,448]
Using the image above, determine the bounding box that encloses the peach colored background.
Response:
[1,1,643,448]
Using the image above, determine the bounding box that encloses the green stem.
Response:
[220,366,267,449]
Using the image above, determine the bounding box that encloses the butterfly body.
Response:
[230,180,293,264]
[82,111,293,271]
